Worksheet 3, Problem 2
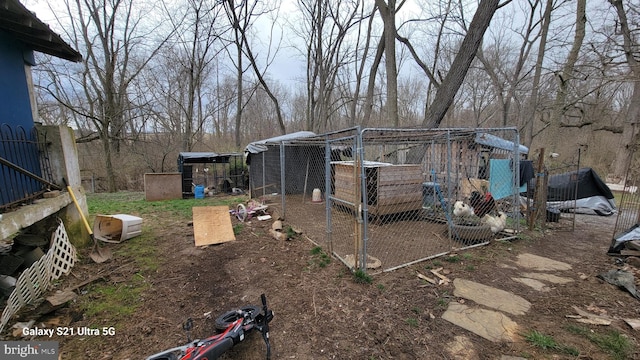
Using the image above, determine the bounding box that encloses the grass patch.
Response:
[82,192,247,329]
[308,246,331,269]
[567,325,633,360]
[445,255,461,263]
[524,330,579,356]
[284,226,298,239]
[233,223,244,235]
[80,275,149,324]
[405,318,419,327]
[113,232,159,272]
[87,192,247,221]
[353,269,372,284]
[524,330,558,350]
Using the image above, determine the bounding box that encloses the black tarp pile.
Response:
[531,167,617,216]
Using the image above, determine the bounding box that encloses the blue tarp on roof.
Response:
[475,132,528,155]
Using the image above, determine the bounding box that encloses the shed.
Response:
[244,131,325,198]
[177,152,244,196]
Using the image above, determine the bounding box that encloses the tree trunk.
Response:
[610,0,640,182]
[375,0,399,127]
[525,0,552,147]
[423,0,500,128]
[547,0,585,153]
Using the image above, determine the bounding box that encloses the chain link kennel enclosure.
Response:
[246,127,524,273]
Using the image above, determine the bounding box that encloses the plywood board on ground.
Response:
[192,206,236,246]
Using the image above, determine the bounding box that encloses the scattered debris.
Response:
[623,318,640,330]
[430,267,451,285]
[621,250,640,257]
[269,228,286,241]
[343,254,382,270]
[232,200,269,222]
[35,290,78,315]
[566,305,613,325]
[416,271,437,285]
[597,269,640,300]
[11,320,35,338]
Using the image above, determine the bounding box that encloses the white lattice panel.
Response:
[0,220,76,333]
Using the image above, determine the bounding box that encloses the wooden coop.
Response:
[332,161,423,217]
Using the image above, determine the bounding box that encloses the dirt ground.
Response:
[4,195,640,359]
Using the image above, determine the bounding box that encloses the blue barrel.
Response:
[194,185,205,199]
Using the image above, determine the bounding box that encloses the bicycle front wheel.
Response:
[214,306,261,330]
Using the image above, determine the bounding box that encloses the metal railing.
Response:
[0,124,55,211]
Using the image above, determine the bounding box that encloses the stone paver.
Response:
[446,335,479,360]
[514,253,572,271]
[520,272,573,284]
[444,253,576,352]
[452,278,531,315]
[442,303,520,342]
[511,277,549,292]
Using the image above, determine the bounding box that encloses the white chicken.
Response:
[453,201,474,217]
[482,211,507,234]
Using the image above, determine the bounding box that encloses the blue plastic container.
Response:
[194,185,205,199]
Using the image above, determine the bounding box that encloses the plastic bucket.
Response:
[194,185,205,199]
[312,188,322,202]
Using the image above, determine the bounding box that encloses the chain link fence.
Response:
[611,148,640,253]
[246,127,524,273]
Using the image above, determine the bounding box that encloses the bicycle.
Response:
[146,294,274,360]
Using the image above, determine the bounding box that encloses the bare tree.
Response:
[40,0,171,192]
[475,0,542,128]
[524,0,553,147]
[609,0,640,182]
[375,0,400,127]
[423,0,503,128]
[162,0,222,151]
[546,0,586,152]
[293,0,367,132]
[224,0,285,145]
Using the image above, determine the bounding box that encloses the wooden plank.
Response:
[369,200,423,216]
[192,206,236,246]
[377,194,421,205]
[620,250,640,256]
[378,185,422,197]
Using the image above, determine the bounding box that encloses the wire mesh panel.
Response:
[357,128,523,272]
[255,127,524,273]
[611,149,640,253]
[540,151,581,231]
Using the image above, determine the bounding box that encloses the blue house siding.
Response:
[0,30,42,209]
[0,31,34,128]
[0,0,81,210]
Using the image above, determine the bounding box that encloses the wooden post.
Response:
[354,157,362,270]
[302,158,310,203]
[529,148,546,230]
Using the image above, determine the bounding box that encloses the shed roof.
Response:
[0,0,82,62]
[178,152,241,164]
[475,132,528,154]
[244,131,317,154]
